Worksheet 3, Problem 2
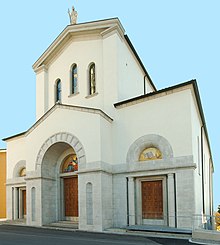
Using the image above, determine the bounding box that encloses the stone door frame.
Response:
[136,175,167,226]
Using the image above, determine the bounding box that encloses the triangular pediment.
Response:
[32,18,125,72]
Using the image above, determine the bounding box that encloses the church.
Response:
[3,9,213,232]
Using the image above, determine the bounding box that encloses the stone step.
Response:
[45,221,78,229]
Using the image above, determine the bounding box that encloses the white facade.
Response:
[4,18,213,232]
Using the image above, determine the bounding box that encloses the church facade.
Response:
[3,17,213,231]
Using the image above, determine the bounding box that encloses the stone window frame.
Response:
[70,63,79,95]
[55,78,62,103]
[88,62,96,96]
[126,134,173,163]
[13,160,26,178]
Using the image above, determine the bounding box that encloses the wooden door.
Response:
[22,190,26,216]
[64,177,78,217]
[141,180,163,219]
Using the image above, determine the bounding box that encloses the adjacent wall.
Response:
[0,150,6,219]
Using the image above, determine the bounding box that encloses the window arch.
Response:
[88,63,96,95]
[126,134,173,163]
[71,64,78,94]
[55,79,61,103]
[139,147,162,161]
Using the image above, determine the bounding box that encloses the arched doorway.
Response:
[126,134,173,226]
[60,154,78,222]
[35,132,86,225]
[40,142,78,224]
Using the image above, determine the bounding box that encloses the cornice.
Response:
[33,18,124,72]
[34,64,48,74]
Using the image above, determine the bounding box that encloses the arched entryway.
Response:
[34,132,86,225]
[11,161,27,221]
[60,154,79,222]
[126,134,173,226]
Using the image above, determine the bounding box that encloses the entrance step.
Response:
[127,225,192,234]
[0,219,26,226]
[126,225,192,239]
[45,221,78,230]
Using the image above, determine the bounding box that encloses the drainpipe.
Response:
[209,158,213,226]
[144,75,147,95]
[201,126,205,216]
[174,173,177,228]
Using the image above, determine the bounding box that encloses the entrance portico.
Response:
[25,132,86,227]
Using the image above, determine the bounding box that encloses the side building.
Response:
[3,17,213,231]
[0,149,6,220]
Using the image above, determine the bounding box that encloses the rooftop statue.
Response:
[68,6,78,25]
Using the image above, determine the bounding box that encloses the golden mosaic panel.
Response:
[139,147,162,161]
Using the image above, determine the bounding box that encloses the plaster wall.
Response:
[190,92,212,217]
[100,116,113,164]
[24,107,103,172]
[0,151,6,218]
[102,33,118,115]
[203,135,213,216]
[6,137,26,179]
[47,37,103,108]
[190,92,203,216]
[113,89,193,164]
[36,69,48,119]
[35,30,153,120]
[117,36,153,101]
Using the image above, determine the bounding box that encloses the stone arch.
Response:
[13,160,26,178]
[35,132,86,171]
[126,134,173,163]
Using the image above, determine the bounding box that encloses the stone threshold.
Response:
[126,225,192,235]
[44,221,78,230]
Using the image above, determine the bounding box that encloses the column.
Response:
[13,187,19,220]
[167,173,176,227]
[128,177,135,225]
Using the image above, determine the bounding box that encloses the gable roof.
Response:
[32,18,156,91]
[32,18,125,71]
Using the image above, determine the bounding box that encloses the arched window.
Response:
[139,147,162,161]
[20,167,26,177]
[55,79,61,102]
[61,154,78,173]
[88,63,96,95]
[71,64,78,94]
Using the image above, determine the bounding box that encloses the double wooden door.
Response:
[64,177,78,218]
[141,180,163,219]
[22,190,26,217]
